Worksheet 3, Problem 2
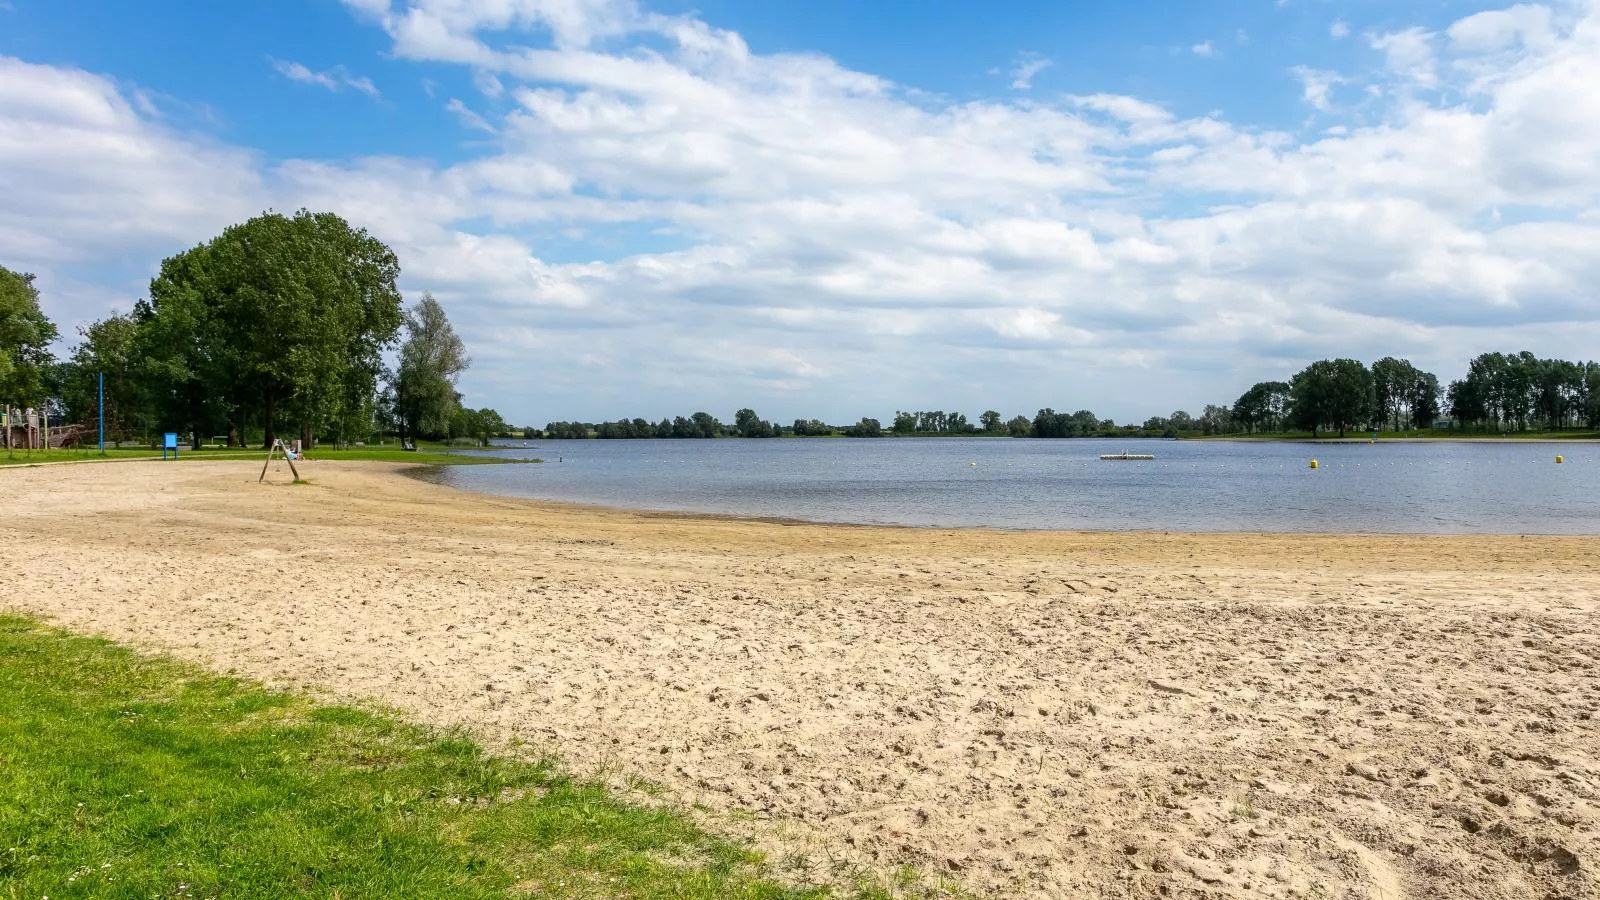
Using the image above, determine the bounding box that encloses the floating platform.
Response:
[1100,453,1155,461]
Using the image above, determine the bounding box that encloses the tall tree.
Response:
[1371,357,1416,431]
[734,407,775,438]
[143,210,404,447]
[1410,370,1441,427]
[59,312,149,441]
[394,293,469,441]
[1288,359,1374,437]
[0,265,59,407]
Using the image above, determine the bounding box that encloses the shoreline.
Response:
[3,459,1596,898]
[1188,435,1600,443]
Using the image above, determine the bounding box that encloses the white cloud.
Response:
[1448,4,1555,53]
[10,0,1600,424]
[1006,52,1052,90]
[270,58,382,97]
[1370,26,1439,88]
[1192,41,1215,58]
[1331,20,1350,40]
[472,69,505,97]
[1291,66,1344,110]
[446,97,497,132]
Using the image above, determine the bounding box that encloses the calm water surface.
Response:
[440,438,1599,534]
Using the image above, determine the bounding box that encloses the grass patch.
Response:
[0,447,170,465]
[0,615,815,899]
[1192,429,1600,441]
[0,445,525,467]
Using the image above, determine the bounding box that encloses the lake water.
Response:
[437,438,1600,534]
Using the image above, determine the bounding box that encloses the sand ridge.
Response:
[3,460,1597,898]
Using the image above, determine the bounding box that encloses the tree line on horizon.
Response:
[2,211,506,450]
[529,353,1600,440]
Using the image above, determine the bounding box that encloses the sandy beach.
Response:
[2,459,1596,898]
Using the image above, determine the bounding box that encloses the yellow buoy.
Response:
[1309,459,1319,469]
[1556,455,1564,464]
[969,462,977,467]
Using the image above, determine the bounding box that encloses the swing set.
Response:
[258,438,304,483]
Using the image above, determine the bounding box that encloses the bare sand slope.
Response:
[3,460,1597,898]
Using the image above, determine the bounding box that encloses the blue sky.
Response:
[3,0,1598,425]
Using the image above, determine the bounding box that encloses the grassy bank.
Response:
[1191,429,1600,441]
[0,615,814,899]
[0,445,524,467]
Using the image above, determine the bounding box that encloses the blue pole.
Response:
[98,371,105,452]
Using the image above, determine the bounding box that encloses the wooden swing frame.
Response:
[258,438,303,483]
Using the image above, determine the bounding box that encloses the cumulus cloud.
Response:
[1192,41,1215,58]
[8,0,1600,423]
[1331,20,1350,40]
[270,58,381,97]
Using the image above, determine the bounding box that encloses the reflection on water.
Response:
[439,438,1599,535]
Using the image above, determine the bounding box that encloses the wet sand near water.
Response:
[2,460,1596,898]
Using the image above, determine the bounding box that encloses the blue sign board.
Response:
[162,432,179,460]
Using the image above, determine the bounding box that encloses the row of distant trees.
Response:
[2,211,506,449]
[526,353,1600,441]
[1229,354,1600,437]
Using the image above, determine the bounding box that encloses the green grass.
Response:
[0,447,171,465]
[0,445,525,467]
[0,615,819,899]
[1191,429,1600,441]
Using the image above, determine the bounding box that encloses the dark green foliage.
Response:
[140,210,404,448]
[734,408,777,438]
[1231,381,1291,434]
[1288,358,1374,437]
[843,417,882,437]
[0,265,59,405]
[1447,351,1600,431]
[452,407,509,446]
[1029,408,1102,438]
[790,418,834,436]
[1198,404,1234,436]
[56,312,151,441]
[394,293,468,442]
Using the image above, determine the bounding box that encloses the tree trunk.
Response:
[300,423,313,452]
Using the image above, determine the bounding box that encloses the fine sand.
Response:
[3,460,1596,899]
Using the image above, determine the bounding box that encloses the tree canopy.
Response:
[0,266,59,405]
[1288,358,1374,437]
[139,210,404,447]
[394,293,469,441]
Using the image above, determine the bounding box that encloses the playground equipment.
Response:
[259,438,303,483]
